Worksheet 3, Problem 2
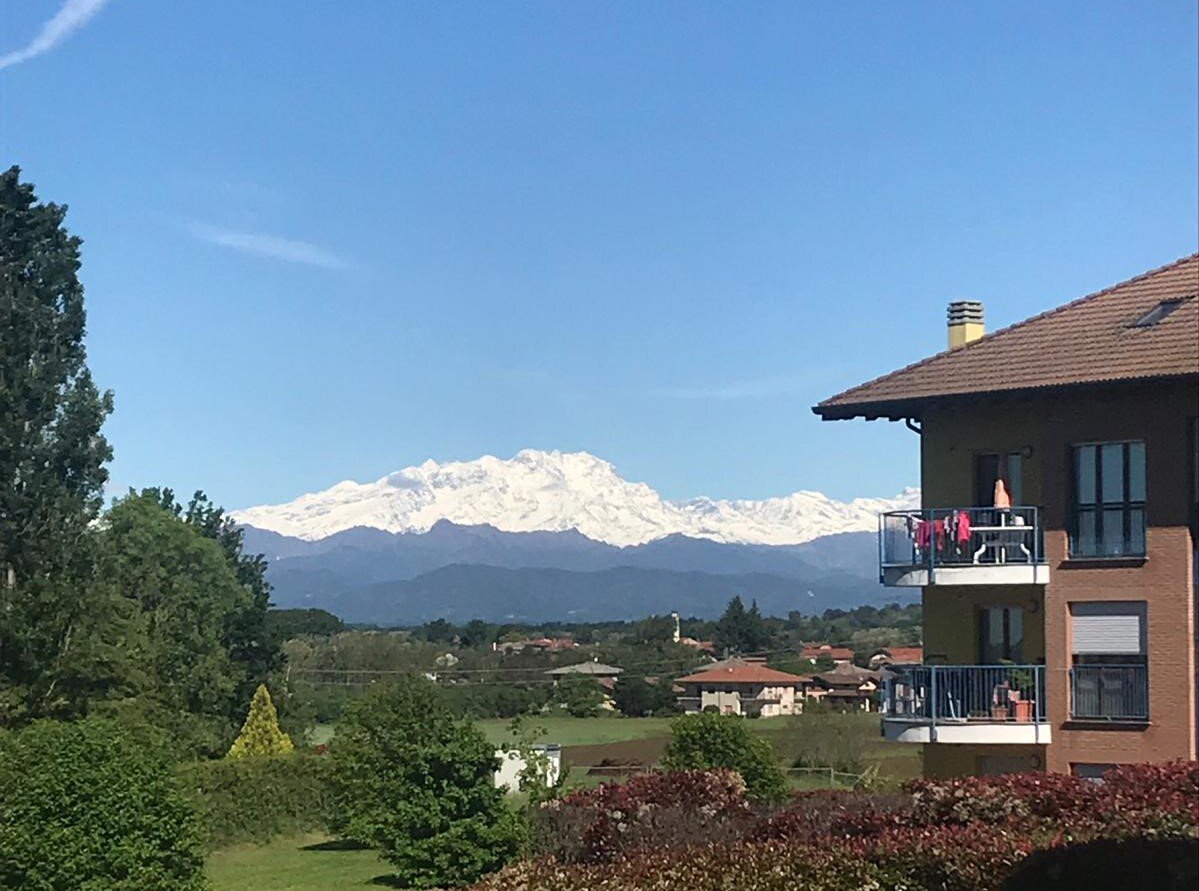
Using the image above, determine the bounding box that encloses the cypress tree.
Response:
[228,684,294,758]
[0,166,116,721]
[0,166,113,585]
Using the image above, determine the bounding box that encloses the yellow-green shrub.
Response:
[228,684,294,758]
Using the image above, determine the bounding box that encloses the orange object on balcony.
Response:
[1012,699,1035,722]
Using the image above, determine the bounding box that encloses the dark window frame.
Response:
[978,605,1023,663]
[1070,441,1146,558]
[974,450,1025,508]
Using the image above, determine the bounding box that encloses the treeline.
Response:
[0,167,284,758]
[285,594,920,652]
[275,598,921,723]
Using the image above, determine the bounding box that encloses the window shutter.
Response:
[1071,602,1146,655]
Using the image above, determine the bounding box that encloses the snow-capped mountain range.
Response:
[233,449,918,548]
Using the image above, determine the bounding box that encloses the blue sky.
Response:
[2,1,1196,509]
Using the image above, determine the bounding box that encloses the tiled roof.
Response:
[545,662,623,676]
[877,647,924,663]
[815,254,1199,420]
[676,662,806,685]
[801,644,855,661]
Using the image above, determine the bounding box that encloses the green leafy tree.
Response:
[459,619,496,649]
[142,488,283,708]
[331,679,521,888]
[612,675,676,717]
[0,166,113,587]
[501,715,566,806]
[228,684,295,758]
[552,674,607,717]
[266,608,345,640]
[662,712,787,804]
[422,618,458,644]
[631,614,676,644]
[0,718,206,890]
[0,167,117,724]
[714,596,772,655]
[97,492,254,755]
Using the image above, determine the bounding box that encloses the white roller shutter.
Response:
[1071,602,1146,655]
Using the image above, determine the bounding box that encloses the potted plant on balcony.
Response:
[1005,667,1035,722]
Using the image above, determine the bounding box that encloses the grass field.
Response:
[208,835,390,891]
[315,714,919,779]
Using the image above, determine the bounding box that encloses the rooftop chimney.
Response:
[947,300,984,349]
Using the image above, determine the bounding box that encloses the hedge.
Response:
[0,718,207,891]
[179,752,334,848]
[470,762,1199,890]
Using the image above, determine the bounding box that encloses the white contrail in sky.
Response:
[0,0,113,71]
[190,222,355,271]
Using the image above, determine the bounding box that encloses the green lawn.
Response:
[477,714,792,746]
[312,714,919,781]
[208,834,392,891]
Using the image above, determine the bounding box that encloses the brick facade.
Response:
[920,379,1197,775]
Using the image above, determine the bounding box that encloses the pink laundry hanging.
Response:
[956,511,972,545]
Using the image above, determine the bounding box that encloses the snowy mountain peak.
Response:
[231,449,918,547]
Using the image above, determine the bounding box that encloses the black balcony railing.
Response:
[883,664,1047,724]
[879,507,1045,581]
[1069,665,1149,722]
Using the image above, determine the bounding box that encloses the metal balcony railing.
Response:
[883,664,1047,724]
[879,506,1045,581]
[1069,665,1149,722]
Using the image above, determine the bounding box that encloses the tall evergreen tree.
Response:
[0,167,116,722]
[0,166,112,583]
[714,596,771,655]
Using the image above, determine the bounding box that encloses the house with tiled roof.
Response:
[675,659,806,717]
[815,254,1198,778]
[800,643,855,665]
[868,646,925,669]
[807,663,882,712]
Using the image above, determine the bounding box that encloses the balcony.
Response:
[882,664,1051,744]
[1069,665,1149,723]
[879,506,1050,586]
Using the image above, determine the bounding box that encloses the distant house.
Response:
[544,661,623,680]
[678,636,718,656]
[868,646,924,669]
[808,663,881,712]
[675,660,806,717]
[801,643,855,665]
[498,637,578,654]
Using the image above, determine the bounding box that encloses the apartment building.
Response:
[813,254,1198,778]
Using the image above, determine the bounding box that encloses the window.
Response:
[1070,602,1148,721]
[976,451,1024,507]
[1071,763,1116,783]
[979,606,1023,663]
[1071,442,1146,557]
[1129,297,1191,328]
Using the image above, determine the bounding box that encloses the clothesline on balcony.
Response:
[899,509,1033,565]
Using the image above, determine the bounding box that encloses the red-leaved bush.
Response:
[532,769,753,863]
[472,761,1199,891]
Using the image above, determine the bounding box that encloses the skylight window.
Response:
[1129,297,1192,328]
